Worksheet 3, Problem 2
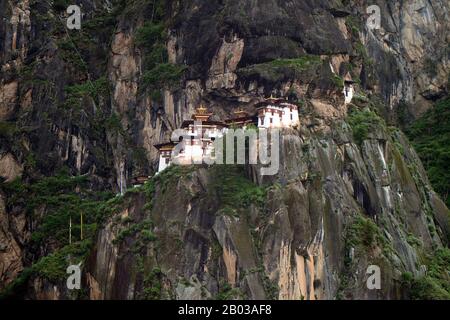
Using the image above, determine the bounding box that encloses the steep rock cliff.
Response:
[0,0,449,300]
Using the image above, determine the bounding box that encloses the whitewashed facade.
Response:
[257,100,299,128]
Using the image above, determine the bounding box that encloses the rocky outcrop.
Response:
[360,0,449,115]
[85,115,448,300]
[0,81,18,120]
[0,193,22,290]
[0,0,449,300]
[0,153,22,182]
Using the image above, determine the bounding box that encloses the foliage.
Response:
[142,63,187,92]
[0,267,34,300]
[217,282,243,300]
[0,171,122,299]
[105,113,123,132]
[0,240,92,299]
[331,74,344,90]
[32,240,93,282]
[56,38,88,72]
[211,165,267,213]
[64,77,109,108]
[345,215,387,250]
[113,219,155,245]
[0,121,18,140]
[134,1,186,99]
[347,107,385,145]
[135,22,166,48]
[402,248,450,300]
[52,0,70,12]
[142,267,164,300]
[1,173,115,248]
[406,98,450,207]
[345,16,361,37]
[267,56,322,69]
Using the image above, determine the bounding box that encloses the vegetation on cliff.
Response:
[0,172,121,299]
[402,247,450,300]
[135,0,187,101]
[406,98,450,207]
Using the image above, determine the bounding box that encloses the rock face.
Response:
[85,118,448,300]
[0,193,23,290]
[0,153,22,182]
[0,0,449,300]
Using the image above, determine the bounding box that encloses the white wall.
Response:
[158,154,171,173]
[344,85,354,104]
[259,105,299,128]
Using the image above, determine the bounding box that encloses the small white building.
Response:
[154,142,176,173]
[154,100,302,173]
[256,98,299,128]
[343,74,355,104]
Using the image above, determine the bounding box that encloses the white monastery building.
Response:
[257,97,299,128]
[154,97,301,173]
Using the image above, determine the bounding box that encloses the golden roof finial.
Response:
[196,104,208,115]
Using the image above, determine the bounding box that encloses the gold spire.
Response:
[193,104,213,121]
[196,105,208,115]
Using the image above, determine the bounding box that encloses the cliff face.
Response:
[82,115,449,300]
[0,0,449,300]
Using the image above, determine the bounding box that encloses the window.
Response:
[270,118,273,124]
[165,158,170,164]
[290,114,293,120]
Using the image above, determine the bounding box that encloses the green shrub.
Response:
[135,22,166,48]
[142,63,187,90]
[346,215,386,249]
[347,107,385,145]
[64,77,109,108]
[345,16,361,37]
[113,219,155,245]
[133,1,186,99]
[52,0,70,12]
[142,268,164,300]
[406,98,450,207]
[0,122,18,139]
[211,165,267,212]
[1,173,114,248]
[401,248,450,299]
[32,240,92,282]
[217,283,243,300]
